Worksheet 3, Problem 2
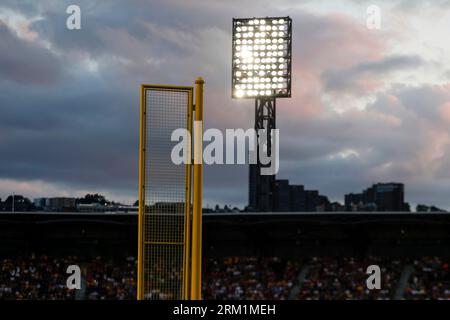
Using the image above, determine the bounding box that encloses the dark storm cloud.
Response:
[0,0,233,203]
[0,82,138,192]
[2,0,450,209]
[394,85,450,121]
[322,55,424,94]
[0,22,62,84]
[274,82,450,208]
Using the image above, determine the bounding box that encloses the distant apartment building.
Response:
[76,203,138,213]
[46,197,76,211]
[272,180,331,212]
[345,183,408,212]
[77,203,108,212]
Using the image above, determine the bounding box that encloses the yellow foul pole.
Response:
[137,85,146,300]
[191,77,204,300]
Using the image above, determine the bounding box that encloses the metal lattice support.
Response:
[249,97,276,212]
[138,85,193,300]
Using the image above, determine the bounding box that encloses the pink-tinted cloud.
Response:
[0,21,62,85]
[280,12,386,121]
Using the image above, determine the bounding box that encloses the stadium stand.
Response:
[296,256,402,300]
[1,254,450,300]
[85,256,136,300]
[203,257,298,300]
[404,257,450,300]
[1,212,450,300]
[0,255,77,300]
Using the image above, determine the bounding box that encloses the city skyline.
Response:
[2,1,450,209]
[1,180,447,213]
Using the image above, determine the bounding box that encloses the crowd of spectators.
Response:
[85,256,136,300]
[203,257,299,300]
[0,254,77,300]
[404,257,450,300]
[142,261,183,300]
[297,256,403,300]
[0,254,136,300]
[1,254,450,300]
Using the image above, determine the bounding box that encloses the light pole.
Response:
[231,17,292,211]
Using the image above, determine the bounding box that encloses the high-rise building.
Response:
[305,190,320,212]
[273,180,290,212]
[248,164,258,211]
[345,183,407,211]
[289,185,306,211]
[373,183,405,211]
[248,164,275,212]
[267,179,331,212]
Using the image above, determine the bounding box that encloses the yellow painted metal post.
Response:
[137,85,146,300]
[183,89,193,300]
[191,77,204,300]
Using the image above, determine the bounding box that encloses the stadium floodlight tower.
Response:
[232,17,292,211]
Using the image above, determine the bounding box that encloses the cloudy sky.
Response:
[2,0,450,209]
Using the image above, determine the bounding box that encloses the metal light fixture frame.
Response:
[232,16,292,99]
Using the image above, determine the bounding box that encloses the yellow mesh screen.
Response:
[140,87,192,300]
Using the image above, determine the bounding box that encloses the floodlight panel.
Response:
[232,17,292,99]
